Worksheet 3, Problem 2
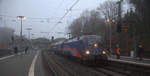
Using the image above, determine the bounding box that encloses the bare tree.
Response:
[68,9,106,37]
[97,0,118,20]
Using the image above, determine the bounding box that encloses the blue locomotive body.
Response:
[55,35,108,62]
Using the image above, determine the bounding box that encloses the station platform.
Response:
[108,55,150,67]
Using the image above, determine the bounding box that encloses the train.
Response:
[51,35,108,64]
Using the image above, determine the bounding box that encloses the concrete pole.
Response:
[20,18,23,40]
[109,22,112,52]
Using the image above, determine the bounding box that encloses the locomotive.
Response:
[53,35,108,63]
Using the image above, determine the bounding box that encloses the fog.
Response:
[0,0,107,39]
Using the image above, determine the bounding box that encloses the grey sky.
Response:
[0,0,110,39]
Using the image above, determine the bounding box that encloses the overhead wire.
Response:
[49,0,80,34]
[0,0,80,38]
[60,0,80,20]
[0,14,54,23]
[0,0,65,24]
[49,0,65,22]
[0,14,52,19]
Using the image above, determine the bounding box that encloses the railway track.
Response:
[56,56,128,76]
[93,68,123,76]
[92,65,128,76]
[51,55,80,76]
[47,51,126,76]
[52,54,107,76]
[42,51,79,76]
[106,59,150,76]
[91,59,150,76]
[42,50,150,76]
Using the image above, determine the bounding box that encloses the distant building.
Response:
[0,27,14,48]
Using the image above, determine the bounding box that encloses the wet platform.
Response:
[108,55,150,67]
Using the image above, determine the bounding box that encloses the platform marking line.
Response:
[28,51,40,76]
[0,55,14,61]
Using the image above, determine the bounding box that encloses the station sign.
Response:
[122,26,128,32]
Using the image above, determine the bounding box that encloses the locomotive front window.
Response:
[88,40,96,45]
[87,37,101,45]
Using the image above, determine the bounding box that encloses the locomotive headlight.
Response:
[85,50,90,55]
[94,43,98,48]
[102,51,106,54]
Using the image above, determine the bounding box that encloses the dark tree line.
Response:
[68,0,150,56]
[123,0,150,39]
[68,0,119,49]
[130,0,150,34]
[68,10,106,37]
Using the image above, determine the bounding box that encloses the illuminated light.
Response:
[102,51,106,54]
[17,16,26,20]
[94,43,98,48]
[106,18,111,23]
[23,16,26,20]
[85,50,90,55]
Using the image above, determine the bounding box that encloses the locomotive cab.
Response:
[81,35,108,62]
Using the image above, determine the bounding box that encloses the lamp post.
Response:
[106,18,112,52]
[31,34,34,39]
[116,0,123,49]
[17,16,26,40]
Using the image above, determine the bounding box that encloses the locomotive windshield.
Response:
[86,35,101,45]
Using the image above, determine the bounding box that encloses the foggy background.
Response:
[0,0,106,39]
